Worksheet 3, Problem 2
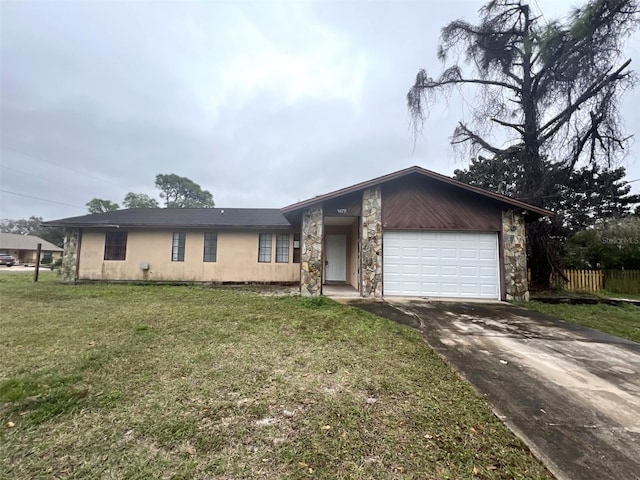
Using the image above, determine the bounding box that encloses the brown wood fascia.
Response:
[281,166,554,218]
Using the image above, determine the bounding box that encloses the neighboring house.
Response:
[43,166,552,301]
[0,232,64,264]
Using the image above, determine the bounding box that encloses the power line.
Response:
[0,165,58,186]
[0,189,86,209]
[1,145,122,188]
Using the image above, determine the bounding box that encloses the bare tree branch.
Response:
[490,117,525,134]
[407,0,639,289]
[538,59,632,142]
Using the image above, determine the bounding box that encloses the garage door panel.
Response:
[420,265,438,275]
[399,283,420,293]
[384,264,402,272]
[458,235,477,243]
[385,245,402,257]
[437,232,459,242]
[459,249,479,259]
[460,283,482,294]
[440,248,458,259]
[401,246,419,257]
[440,266,458,276]
[383,231,499,299]
[420,247,438,258]
[480,266,497,277]
[481,284,499,295]
[439,282,460,293]
[459,266,478,277]
[479,248,496,259]
[400,265,419,275]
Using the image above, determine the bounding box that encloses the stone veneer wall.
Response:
[361,187,383,297]
[61,228,79,284]
[502,210,529,301]
[300,205,323,296]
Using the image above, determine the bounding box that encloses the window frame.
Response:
[203,232,218,262]
[172,232,186,262]
[258,233,272,263]
[276,233,289,263]
[293,233,301,264]
[104,231,127,261]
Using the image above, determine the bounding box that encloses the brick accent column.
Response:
[502,210,529,301]
[300,205,323,296]
[361,187,383,297]
[61,228,79,284]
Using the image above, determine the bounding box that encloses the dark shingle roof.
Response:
[43,208,292,229]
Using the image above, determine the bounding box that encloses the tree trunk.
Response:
[527,222,552,290]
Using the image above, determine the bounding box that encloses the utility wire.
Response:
[1,145,122,188]
[0,165,59,186]
[0,189,86,209]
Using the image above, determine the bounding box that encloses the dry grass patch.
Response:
[1,273,551,479]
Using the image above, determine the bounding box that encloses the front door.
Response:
[325,234,347,282]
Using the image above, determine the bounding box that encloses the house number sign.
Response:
[337,209,347,214]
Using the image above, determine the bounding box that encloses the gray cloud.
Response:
[1,0,638,221]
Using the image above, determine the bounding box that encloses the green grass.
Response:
[1,273,550,479]
[599,291,640,301]
[524,301,640,343]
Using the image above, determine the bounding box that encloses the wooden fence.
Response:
[550,269,604,293]
[548,269,640,294]
[604,270,640,294]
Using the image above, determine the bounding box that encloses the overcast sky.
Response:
[1,0,639,221]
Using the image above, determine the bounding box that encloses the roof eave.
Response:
[281,166,554,217]
[42,222,293,230]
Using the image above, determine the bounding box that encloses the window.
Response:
[104,232,127,261]
[258,233,272,262]
[276,233,289,263]
[203,232,217,262]
[172,232,186,262]
[293,233,301,263]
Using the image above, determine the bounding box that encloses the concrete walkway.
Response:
[346,298,640,480]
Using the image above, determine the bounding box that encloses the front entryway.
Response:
[325,234,346,282]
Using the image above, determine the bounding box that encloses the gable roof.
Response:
[43,208,292,229]
[43,167,554,229]
[0,233,63,252]
[281,165,554,217]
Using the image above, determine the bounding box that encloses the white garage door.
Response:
[383,231,500,299]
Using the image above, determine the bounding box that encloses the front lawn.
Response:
[599,291,640,301]
[524,301,640,343]
[0,273,550,479]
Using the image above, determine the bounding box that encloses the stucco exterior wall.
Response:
[4,250,62,264]
[78,229,300,283]
[1,249,20,260]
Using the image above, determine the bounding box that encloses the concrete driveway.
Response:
[346,298,640,480]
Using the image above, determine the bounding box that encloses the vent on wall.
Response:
[139,262,149,271]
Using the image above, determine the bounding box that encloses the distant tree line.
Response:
[1,174,215,246]
[0,216,65,248]
[454,159,640,269]
[86,173,215,213]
